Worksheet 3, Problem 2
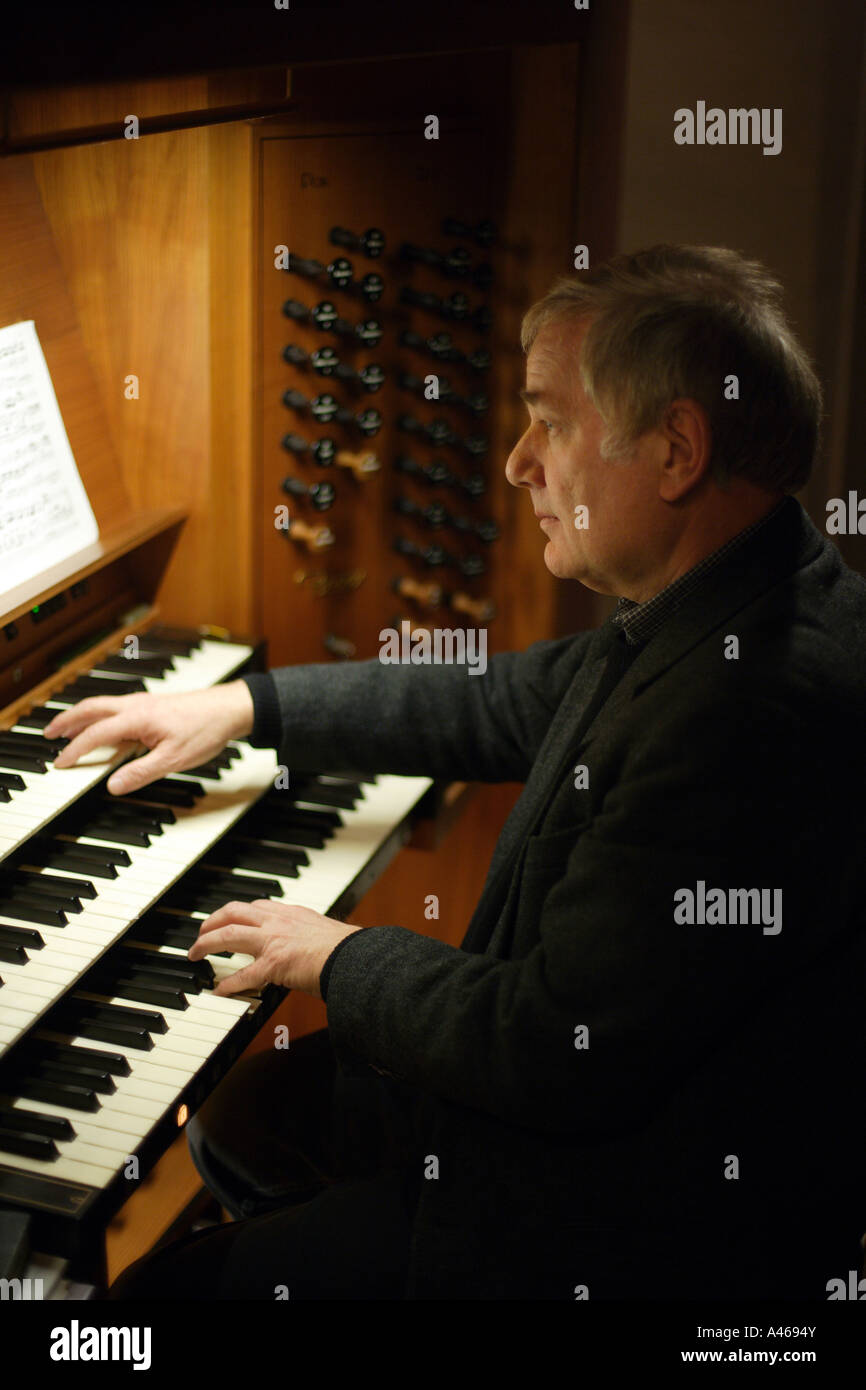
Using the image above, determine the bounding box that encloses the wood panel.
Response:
[3,70,291,150]
[31,127,256,634]
[0,155,131,536]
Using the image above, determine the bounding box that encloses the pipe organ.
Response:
[0,41,592,1291]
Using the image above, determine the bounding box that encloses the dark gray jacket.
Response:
[251,497,866,1299]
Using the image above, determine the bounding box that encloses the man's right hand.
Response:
[43,680,256,796]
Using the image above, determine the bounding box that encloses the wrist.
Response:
[223,679,256,739]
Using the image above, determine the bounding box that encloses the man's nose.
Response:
[505,429,541,488]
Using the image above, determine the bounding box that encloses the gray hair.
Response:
[520,245,823,491]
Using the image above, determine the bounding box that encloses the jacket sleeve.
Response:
[322,691,861,1136]
[244,630,594,781]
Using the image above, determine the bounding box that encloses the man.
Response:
[48,245,866,1300]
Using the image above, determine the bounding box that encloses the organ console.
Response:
[0,614,432,1283]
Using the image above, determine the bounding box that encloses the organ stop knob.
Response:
[282,515,335,550]
[329,226,386,258]
[281,476,337,511]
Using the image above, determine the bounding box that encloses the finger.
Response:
[195,902,270,937]
[106,748,178,795]
[212,961,268,997]
[53,713,138,768]
[44,698,127,740]
[188,924,264,959]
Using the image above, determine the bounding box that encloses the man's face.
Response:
[505,315,665,597]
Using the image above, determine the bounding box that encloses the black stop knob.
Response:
[443,292,469,321]
[329,226,385,258]
[354,408,382,437]
[311,301,339,331]
[327,257,354,289]
[288,254,324,279]
[358,363,385,392]
[282,299,310,322]
[355,319,383,347]
[463,435,489,457]
[311,347,340,376]
[281,432,309,455]
[312,437,337,467]
[360,273,384,303]
[282,476,337,511]
[443,247,471,279]
[461,472,486,498]
[311,393,339,423]
[282,344,308,366]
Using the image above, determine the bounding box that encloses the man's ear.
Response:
[657,398,712,501]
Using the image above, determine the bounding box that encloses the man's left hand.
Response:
[189,899,360,998]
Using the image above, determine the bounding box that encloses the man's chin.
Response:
[542,544,600,589]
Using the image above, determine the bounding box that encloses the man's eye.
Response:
[541,420,557,433]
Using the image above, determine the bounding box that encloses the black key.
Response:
[288,782,359,810]
[65,997,168,1034]
[0,883,82,916]
[165,888,257,914]
[94,654,174,677]
[12,1076,100,1112]
[124,945,215,989]
[124,778,204,807]
[0,897,66,927]
[0,1127,59,1160]
[0,750,47,774]
[178,760,225,781]
[14,869,97,900]
[206,840,306,875]
[252,804,341,831]
[32,843,120,880]
[0,772,26,791]
[15,706,63,730]
[49,835,131,868]
[89,971,188,1012]
[85,805,164,835]
[58,676,147,700]
[71,1017,155,1049]
[97,796,175,825]
[112,947,211,989]
[297,775,364,797]
[0,731,66,758]
[132,913,200,950]
[185,868,282,898]
[137,631,200,656]
[0,924,44,950]
[239,822,327,851]
[0,788,9,803]
[28,1038,130,1077]
[65,822,151,848]
[0,942,27,964]
[17,1058,116,1096]
[0,1105,73,1141]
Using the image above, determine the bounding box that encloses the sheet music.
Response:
[0,319,98,594]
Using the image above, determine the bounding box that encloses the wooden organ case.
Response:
[0,42,594,1289]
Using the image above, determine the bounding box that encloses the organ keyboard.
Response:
[0,622,432,1284]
